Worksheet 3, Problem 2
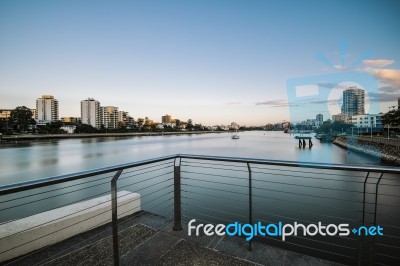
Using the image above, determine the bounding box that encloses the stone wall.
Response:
[333,136,400,165]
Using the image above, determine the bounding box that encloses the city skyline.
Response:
[1,0,400,126]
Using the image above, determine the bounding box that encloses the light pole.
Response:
[371,124,372,139]
[386,124,390,140]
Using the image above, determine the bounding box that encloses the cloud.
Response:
[256,99,296,107]
[379,86,400,94]
[317,82,350,90]
[363,59,395,68]
[333,65,347,70]
[227,102,241,105]
[364,67,400,87]
[374,69,400,87]
[368,86,400,103]
[256,98,339,107]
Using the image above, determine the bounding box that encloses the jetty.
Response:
[294,136,313,147]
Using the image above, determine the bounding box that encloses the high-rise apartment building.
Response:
[81,98,101,128]
[316,114,323,126]
[341,87,365,122]
[162,114,172,124]
[101,106,119,129]
[36,95,59,122]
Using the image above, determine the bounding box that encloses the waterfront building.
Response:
[341,87,365,123]
[118,111,130,128]
[0,109,12,120]
[81,98,101,128]
[350,114,383,128]
[332,114,343,122]
[61,117,81,124]
[162,114,172,124]
[316,114,323,126]
[36,95,59,122]
[0,109,36,119]
[100,106,119,129]
[144,117,153,126]
[60,125,76,134]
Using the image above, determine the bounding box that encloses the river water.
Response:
[0,131,382,185]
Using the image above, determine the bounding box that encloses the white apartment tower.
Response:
[100,106,119,129]
[81,98,101,128]
[36,95,59,122]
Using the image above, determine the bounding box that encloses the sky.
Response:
[1,0,399,126]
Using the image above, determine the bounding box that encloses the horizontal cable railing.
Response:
[0,154,399,265]
[177,154,400,265]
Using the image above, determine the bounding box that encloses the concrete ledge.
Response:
[0,190,140,262]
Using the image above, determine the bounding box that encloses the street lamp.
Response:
[385,124,390,140]
[370,124,372,139]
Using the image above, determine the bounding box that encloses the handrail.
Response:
[1,153,400,196]
[0,154,176,196]
[177,154,400,173]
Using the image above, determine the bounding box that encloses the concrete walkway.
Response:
[2,212,343,266]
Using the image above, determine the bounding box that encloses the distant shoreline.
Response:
[0,131,226,142]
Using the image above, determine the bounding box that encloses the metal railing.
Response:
[0,154,399,265]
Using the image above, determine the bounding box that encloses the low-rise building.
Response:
[332,114,343,122]
[60,125,76,134]
[350,114,383,128]
[61,117,81,124]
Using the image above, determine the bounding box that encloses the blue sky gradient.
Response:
[1,0,399,125]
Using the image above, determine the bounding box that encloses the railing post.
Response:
[111,170,123,266]
[173,157,182,231]
[247,162,252,251]
[369,173,383,264]
[358,172,370,265]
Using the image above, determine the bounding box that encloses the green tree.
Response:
[316,121,352,134]
[382,110,400,126]
[10,106,35,132]
[137,118,144,127]
[74,123,97,134]
[187,119,193,130]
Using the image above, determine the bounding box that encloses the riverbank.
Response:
[0,131,224,142]
[333,136,400,165]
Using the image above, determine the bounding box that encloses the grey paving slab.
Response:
[43,224,157,266]
[283,251,343,266]
[120,231,181,265]
[158,239,257,266]
[213,235,250,259]
[246,241,286,266]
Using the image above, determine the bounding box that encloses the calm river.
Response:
[0,131,381,186]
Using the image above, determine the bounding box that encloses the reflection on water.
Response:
[0,131,386,186]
